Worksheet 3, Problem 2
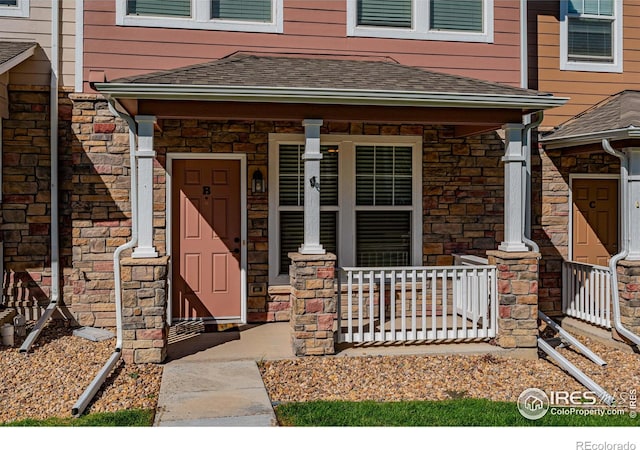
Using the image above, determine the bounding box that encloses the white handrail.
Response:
[338,265,497,344]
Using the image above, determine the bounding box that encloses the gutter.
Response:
[94,83,569,110]
[20,0,61,353]
[541,126,640,150]
[72,100,139,416]
[601,139,640,347]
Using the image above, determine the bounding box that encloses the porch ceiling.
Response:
[541,90,640,150]
[95,53,567,133]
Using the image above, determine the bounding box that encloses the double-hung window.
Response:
[117,0,283,33]
[269,135,422,284]
[348,0,493,43]
[0,0,28,17]
[560,0,622,72]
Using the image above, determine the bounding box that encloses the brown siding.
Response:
[532,1,640,127]
[83,1,522,90]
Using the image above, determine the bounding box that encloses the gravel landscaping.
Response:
[2,321,639,425]
[260,336,640,409]
[0,324,162,424]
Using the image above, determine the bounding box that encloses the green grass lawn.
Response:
[275,399,640,427]
[0,409,154,427]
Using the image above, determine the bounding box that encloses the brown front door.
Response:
[172,159,242,320]
[572,178,618,266]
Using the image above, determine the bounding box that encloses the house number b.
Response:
[203,186,211,195]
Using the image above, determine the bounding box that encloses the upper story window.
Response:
[116,0,283,33]
[560,0,622,73]
[348,0,493,43]
[0,0,29,18]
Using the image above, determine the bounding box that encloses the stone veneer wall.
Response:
[5,92,509,326]
[617,260,640,337]
[1,85,74,320]
[487,250,540,357]
[534,145,619,316]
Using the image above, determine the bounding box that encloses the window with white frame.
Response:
[347,0,493,43]
[0,0,29,17]
[117,0,283,33]
[560,0,622,72]
[269,135,423,284]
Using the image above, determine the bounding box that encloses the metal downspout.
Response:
[602,139,640,347]
[20,0,61,353]
[522,112,543,253]
[72,100,138,416]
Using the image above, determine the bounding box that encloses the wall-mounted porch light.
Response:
[252,168,266,194]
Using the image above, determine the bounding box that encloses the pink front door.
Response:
[172,159,242,320]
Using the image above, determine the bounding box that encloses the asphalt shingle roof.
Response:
[543,90,640,141]
[0,41,36,69]
[113,52,548,97]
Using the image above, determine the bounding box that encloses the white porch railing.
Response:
[338,265,497,344]
[562,261,612,329]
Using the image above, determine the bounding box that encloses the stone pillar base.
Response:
[289,252,336,356]
[120,256,169,363]
[616,259,640,339]
[487,250,539,355]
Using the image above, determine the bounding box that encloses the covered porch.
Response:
[539,90,640,347]
[91,53,567,361]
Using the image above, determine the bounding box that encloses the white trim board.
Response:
[165,152,248,325]
[568,173,620,262]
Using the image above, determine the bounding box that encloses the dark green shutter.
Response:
[127,0,191,17]
[211,0,272,22]
[430,0,483,32]
[357,0,412,28]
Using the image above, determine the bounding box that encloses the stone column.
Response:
[289,252,336,356]
[499,123,528,252]
[299,119,325,255]
[120,256,169,363]
[132,115,158,258]
[487,250,539,358]
[616,260,640,336]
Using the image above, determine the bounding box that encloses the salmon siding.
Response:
[82,0,523,90]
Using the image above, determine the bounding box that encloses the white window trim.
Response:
[560,0,623,73]
[0,0,29,18]
[268,134,423,285]
[346,0,493,43]
[116,0,283,33]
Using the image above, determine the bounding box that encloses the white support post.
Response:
[132,115,158,258]
[627,148,640,260]
[299,119,325,255]
[498,123,528,252]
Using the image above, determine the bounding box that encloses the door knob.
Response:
[234,237,240,243]
[233,248,240,254]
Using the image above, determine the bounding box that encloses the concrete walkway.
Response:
[153,323,294,427]
[153,322,520,426]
